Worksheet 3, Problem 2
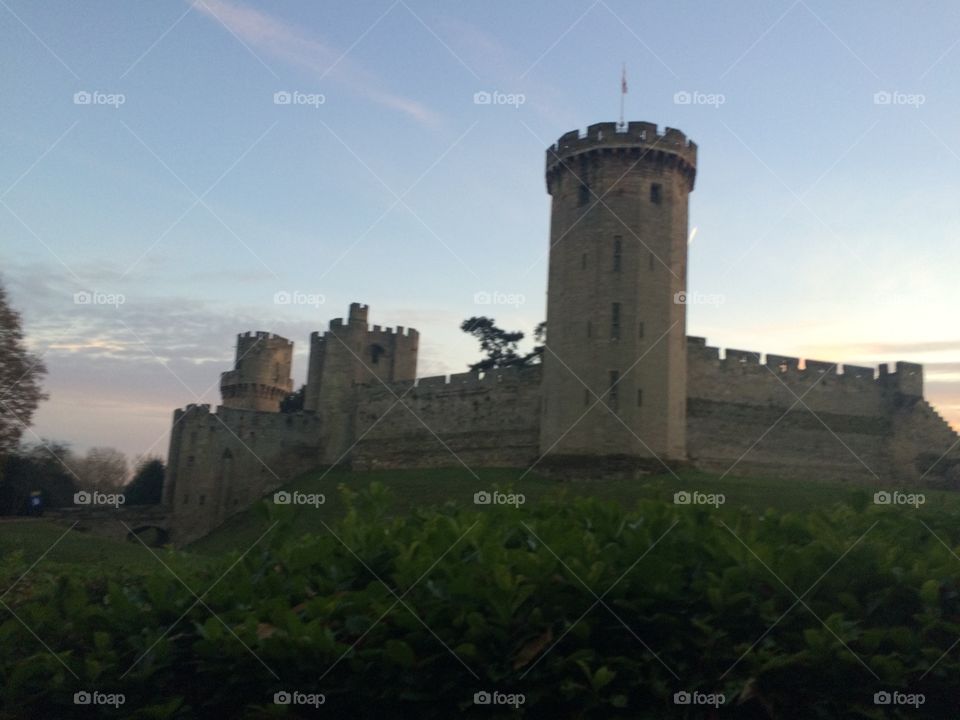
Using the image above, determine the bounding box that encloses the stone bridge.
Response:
[43,504,172,546]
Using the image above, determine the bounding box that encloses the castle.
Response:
[162,121,960,545]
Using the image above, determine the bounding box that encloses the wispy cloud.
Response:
[193,0,441,126]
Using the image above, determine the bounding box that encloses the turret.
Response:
[219,332,294,412]
[539,121,697,461]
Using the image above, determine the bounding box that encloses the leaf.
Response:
[256,622,277,640]
[384,639,415,668]
[920,579,940,605]
[592,665,616,690]
[513,626,554,670]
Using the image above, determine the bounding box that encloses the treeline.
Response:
[0,443,165,515]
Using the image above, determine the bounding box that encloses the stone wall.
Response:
[685,337,960,483]
[164,404,323,545]
[351,365,542,471]
[161,335,960,547]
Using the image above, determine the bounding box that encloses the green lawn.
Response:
[0,518,155,568]
[0,518,213,595]
[4,465,958,567]
[187,465,960,555]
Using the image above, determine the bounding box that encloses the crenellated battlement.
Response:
[178,403,212,417]
[238,331,293,347]
[356,364,542,395]
[546,120,697,191]
[686,336,923,394]
[320,321,419,339]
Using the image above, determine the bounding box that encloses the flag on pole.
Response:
[621,64,628,94]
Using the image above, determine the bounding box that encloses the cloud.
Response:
[192,0,441,126]
[840,340,960,356]
[4,261,328,457]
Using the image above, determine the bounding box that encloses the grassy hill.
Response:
[0,518,159,569]
[187,465,960,555]
[4,466,959,567]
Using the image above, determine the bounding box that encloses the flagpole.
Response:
[619,63,626,128]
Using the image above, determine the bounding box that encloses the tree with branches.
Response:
[0,281,46,457]
[460,317,546,372]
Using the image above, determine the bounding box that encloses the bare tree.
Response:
[74,447,129,491]
[0,281,47,455]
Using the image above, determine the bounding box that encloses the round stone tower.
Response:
[220,331,294,412]
[539,121,697,463]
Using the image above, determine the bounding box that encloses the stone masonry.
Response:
[162,121,960,545]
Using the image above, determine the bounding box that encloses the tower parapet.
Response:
[219,332,294,412]
[547,122,697,194]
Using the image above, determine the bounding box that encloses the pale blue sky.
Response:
[3,0,960,457]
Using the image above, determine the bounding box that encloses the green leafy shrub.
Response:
[1,484,959,718]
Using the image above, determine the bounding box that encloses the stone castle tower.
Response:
[304,302,419,463]
[219,331,294,412]
[539,122,697,462]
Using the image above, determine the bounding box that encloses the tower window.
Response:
[612,236,622,272]
[650,183,662,204]
[608,370,620,408]
[199,494,206,506]
[638,322,645,339]
[611,303,621,340]
[370,344,385,365]
[578,183,590,207]
[637,389,644,407]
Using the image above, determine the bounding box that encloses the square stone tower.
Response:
[304,303,419,463]
[539,121,697,463]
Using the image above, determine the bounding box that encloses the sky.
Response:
[2,0,960,459]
